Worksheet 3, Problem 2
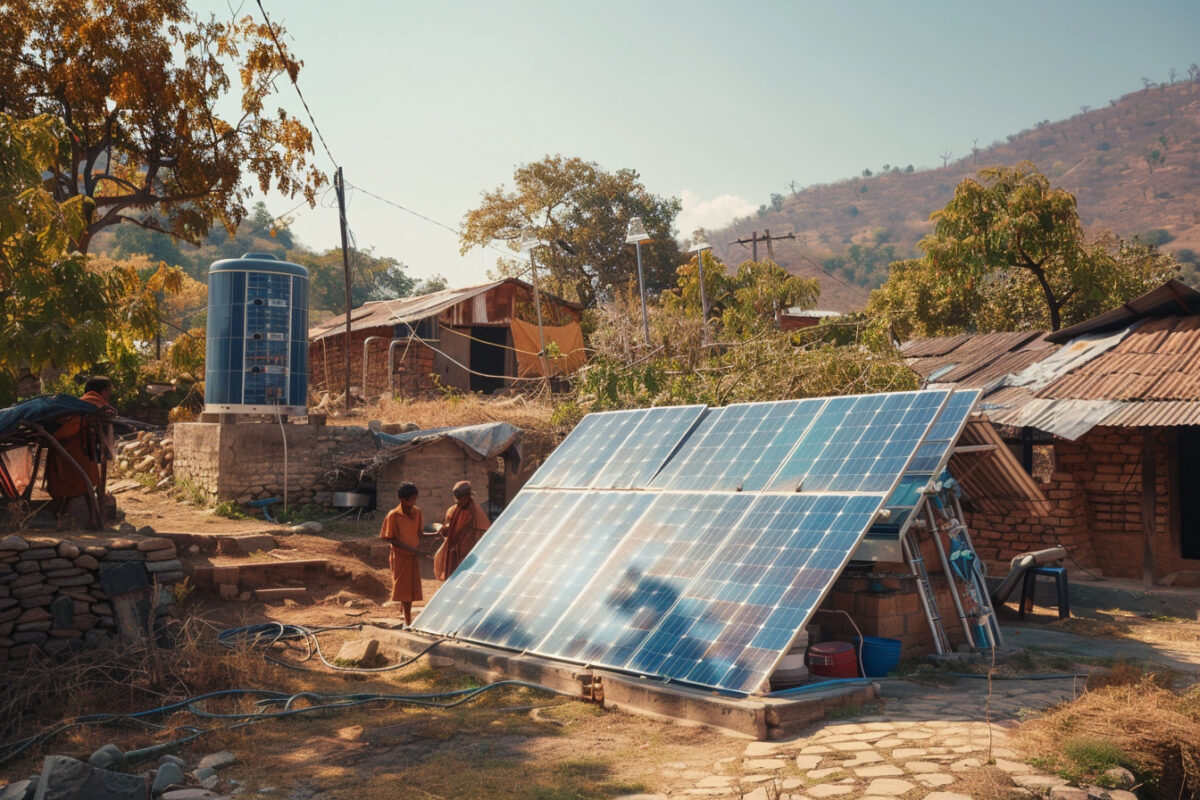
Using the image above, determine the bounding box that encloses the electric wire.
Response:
[254,0,338,170]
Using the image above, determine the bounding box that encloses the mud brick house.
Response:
[901,279,1200,585]
[308,279,584,399]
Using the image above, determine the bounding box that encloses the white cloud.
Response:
[675,190,757,241]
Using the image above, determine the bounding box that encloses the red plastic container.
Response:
[807,641,858,678]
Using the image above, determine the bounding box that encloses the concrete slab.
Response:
[366,626,880,740]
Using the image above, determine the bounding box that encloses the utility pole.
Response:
[334,167,352,411]
[729,228,796,261]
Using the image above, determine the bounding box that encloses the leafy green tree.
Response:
[0,114,124,402]
[459,155,681,306]
[0,0,324,252]
[867,163,1179,338]
[292,247,414,314]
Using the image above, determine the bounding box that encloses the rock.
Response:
[73,554,100,570]
[0,779,36,800]
[87,743,125,770]
[334,638,379,666]
[188,545,201,555]
[0,535,29,552]
[1086,788,1138,800]
[136,526,157,538]
[56,542,80,559]
[161,790,224,799]
[157,754,186,768]
[194,767,216,783]
[1102,767,1135,790]
[288,521,323,534]
[199,773,220,790]
[35,755,146,800]
[195,751,236,771]
[116,522,137,536]
[152,762,186,794]
[19,548,57,561]
[146,559,183,574]
[137,538,174,553]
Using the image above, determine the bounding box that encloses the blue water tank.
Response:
[204,253,309,416]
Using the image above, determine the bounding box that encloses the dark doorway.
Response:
[1179,427,1200,560]
[470,326,508,394]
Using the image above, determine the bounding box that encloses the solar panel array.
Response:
[415,389,979,695]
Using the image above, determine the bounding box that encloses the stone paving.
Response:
[633,675,1087,799]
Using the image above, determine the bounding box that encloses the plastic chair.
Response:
[1019,565,1070,619]
[246,496,281,522]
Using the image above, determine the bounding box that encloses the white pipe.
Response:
[362,335,384,402]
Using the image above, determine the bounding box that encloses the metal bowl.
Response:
[332,491,373,508]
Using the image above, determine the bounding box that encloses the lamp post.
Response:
[519,229,550,379]
[688,234,712,347]
[624,216,652,346]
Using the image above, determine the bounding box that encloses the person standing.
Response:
[378,482,424,625]
[433,480,491,581]
[45,376,115,522]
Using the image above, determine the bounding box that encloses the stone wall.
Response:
[173,419,376,505]
[0,533,179,662]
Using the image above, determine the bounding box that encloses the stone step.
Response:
[193,559,329,589]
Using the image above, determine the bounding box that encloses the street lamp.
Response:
[519,229,550,378]
[688,234,712,347]
[624,216,652,345]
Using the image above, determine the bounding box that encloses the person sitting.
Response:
[433,480,491,581]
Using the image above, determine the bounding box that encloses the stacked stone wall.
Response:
[0,534,179,662]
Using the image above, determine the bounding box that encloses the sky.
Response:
[193,0,1200,287]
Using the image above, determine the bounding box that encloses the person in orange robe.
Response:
[378,482,424,625]
[45,376,115,509]
[434,480,491,581]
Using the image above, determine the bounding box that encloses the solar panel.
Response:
[764,390,948,493]
[415,389,974,695]
[526,405,704,489]
[650,399,827,492]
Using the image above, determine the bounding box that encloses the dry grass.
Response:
[1019,675,1200,799]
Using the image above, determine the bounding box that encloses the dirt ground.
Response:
[7,486,1200,799]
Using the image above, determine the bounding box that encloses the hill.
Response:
[707,79,1200,311]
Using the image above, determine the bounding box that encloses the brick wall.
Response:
[964,426,1176,581]
[308,328,437,399]
[375,439,497,520]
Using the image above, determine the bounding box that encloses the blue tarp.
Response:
[0,394,103,441]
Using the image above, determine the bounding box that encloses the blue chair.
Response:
[246,496,281,522]
[1020,566,1070,619]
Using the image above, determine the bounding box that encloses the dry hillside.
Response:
[710,79,1200,310]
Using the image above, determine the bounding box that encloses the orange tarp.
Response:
[510,319,587,377]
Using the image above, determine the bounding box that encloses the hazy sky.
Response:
[194,0,1200,286]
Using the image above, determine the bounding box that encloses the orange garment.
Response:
[45,391,112,500]
[434,499,491,580]
[379,504,423,602]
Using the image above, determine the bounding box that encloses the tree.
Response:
[292,247,414,314]
[867,163,1178,338]
[0,0,324,253]
[459,155,681,306]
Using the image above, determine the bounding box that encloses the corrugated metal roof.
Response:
[1045,278,1200,343]
[949,419,1052,517]
[903,331,1048,387]
[308,278,582,342]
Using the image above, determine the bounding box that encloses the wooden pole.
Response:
[335,167,353,411]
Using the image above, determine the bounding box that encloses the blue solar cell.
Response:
[466,492,657,650]
[651,399,828,492]
[906,390,979,474]
[624,493,883,693]
[766,390,949,493]
[413,491,585,638]
[526,407,704,489]
[589,406,706,488]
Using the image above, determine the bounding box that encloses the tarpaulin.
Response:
[510,319,586,377]
[372,421,522,463]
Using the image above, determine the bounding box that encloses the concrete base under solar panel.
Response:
[369,626,879,740]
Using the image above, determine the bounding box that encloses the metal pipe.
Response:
[634,241,650,345]
[696,249,710,347]
[924,500,976,648]
[387,338,406,397]
[362,335,383,402]
[527,250,550,381]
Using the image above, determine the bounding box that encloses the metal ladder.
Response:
[902,527,952,655]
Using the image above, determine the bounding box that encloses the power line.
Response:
[254,0,338,170]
